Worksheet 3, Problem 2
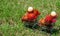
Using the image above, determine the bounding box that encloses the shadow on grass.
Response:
[25,24,60,34]
[51,29,60,34]
[23,21,39,29]
[23,22,60,35]
[41,27,60,35]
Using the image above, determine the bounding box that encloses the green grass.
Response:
[0,0,60,36]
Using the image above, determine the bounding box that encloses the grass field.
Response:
[0,0,60,36]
